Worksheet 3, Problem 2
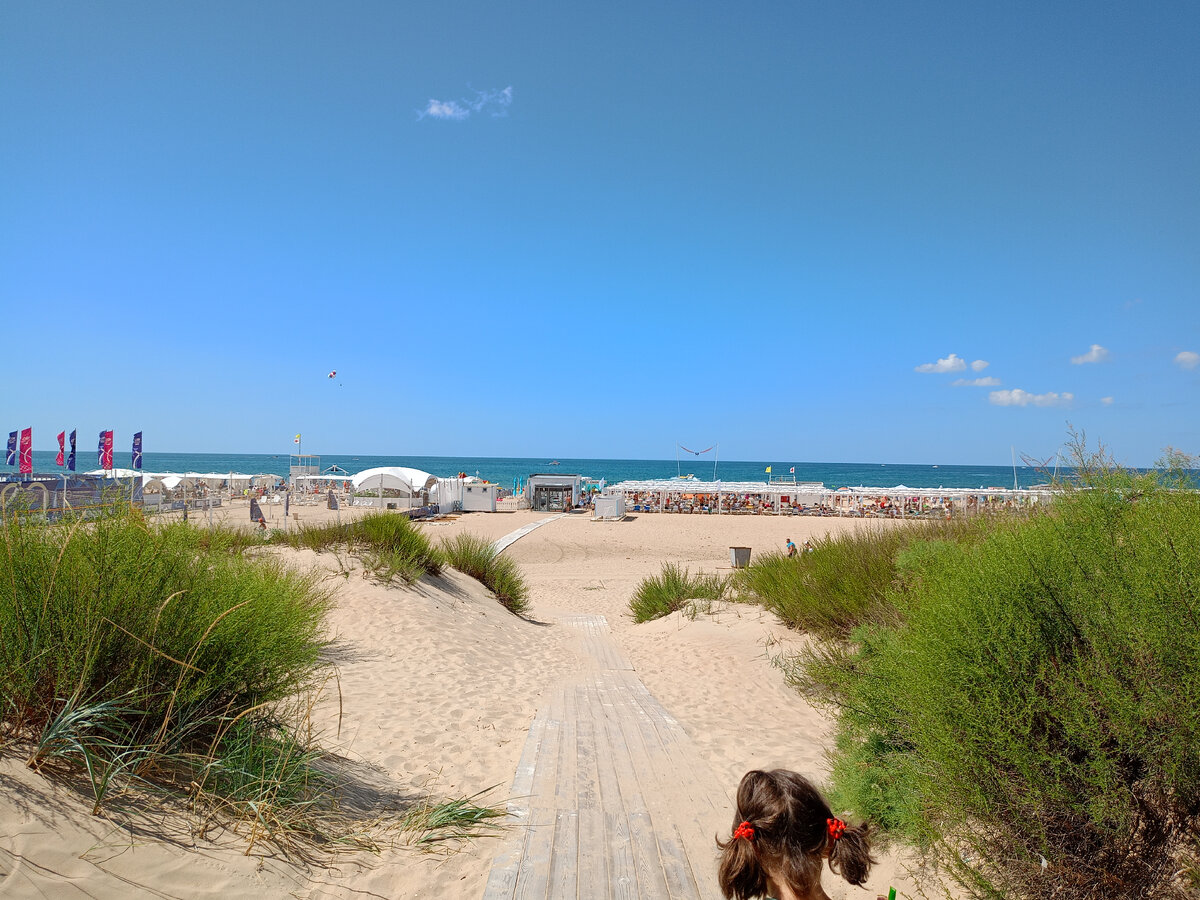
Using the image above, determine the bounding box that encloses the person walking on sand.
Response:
[717,769,875,900]
[785,537,797,558]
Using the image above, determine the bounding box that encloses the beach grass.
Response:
[0,502,498,856]
[268,512,443,584]
[441,533,529,615]
[398,789,509,847]
[779,446,1200,898]
[629,562,729,622]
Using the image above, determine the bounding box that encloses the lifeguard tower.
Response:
[290,454,320,487]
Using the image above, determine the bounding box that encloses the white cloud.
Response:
[971,359,989,372]
[989,389,1074,408]
[1070,344,1110,365]
[419,85,513,121]
[914,353,967,374]
[1101,396,1114,405]
[422,99,469,120]
[952,376,1001,387]
[1175,350,1200,370]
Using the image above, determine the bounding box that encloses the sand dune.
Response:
[1,507,940,898]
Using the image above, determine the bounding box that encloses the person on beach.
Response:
[717,769,874,900]
[802,540,814,553]
[785,538,797,558]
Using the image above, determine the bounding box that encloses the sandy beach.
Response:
[0,504,935,899]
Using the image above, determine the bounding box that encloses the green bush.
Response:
[738,518,986,640]
[799,473,1200,898]
[441,533,529,615]
[630,562,729,623]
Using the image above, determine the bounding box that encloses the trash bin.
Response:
[729,546,751,568]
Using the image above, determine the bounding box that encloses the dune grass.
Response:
[268,512,443,584]
[773,446,1200,898]
[629,562,730,623]
[440,533,529,615]
[0,503,505,856]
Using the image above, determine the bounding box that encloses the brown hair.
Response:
[716,769,874,899]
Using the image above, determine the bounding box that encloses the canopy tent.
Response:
[85,468,143,480]
[351,466,437,495]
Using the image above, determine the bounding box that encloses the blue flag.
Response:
[132,432,143,470]
[5,432,14,466]
[67,429,77,471]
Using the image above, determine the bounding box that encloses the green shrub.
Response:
[630,562,729,623]
[441,533,529,615]
[738,519,987,640]
[801,472,1200,898]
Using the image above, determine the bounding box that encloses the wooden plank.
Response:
[602,673,700,898]
[484,707,551,900]
[593,677,671,899]
[585,679,638,900]
[546,681,580,898]
[616,673,723,898]
[547,810,579,900]
[603,810,639,900]
[576,807,608,897]
[574,682,602,812]
[513,685,566,900]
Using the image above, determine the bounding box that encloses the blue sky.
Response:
[2,1,1197,466]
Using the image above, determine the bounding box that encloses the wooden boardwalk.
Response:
[493,514,567,554]
[483,615,730,900]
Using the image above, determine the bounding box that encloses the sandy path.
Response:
[496,512,931,899]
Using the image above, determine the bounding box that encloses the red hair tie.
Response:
[733,821,755,842]
[827,817,846,841]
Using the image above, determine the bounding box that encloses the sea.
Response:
[23,451,1056,491]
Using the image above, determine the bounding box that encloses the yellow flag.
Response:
[765,466,772,473]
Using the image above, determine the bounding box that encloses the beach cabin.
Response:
[528,473,582,511]
[593,492,626,520]
[462,482,499,512]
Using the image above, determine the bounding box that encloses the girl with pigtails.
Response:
[716,769,876,900]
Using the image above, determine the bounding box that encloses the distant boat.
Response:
[548,460,561,466]
[671,474,697,481]
[932,465,939,468]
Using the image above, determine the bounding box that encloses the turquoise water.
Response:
[22,450,1055,490]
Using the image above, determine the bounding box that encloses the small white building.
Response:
[461,481,499,512]
[593,493,626,520]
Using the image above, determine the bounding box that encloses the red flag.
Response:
[56,431,65,466]
[19,428,32,474]
[100,430,114,470]
[790,466,795,474]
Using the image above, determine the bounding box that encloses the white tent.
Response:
[85,468,143,479]
[351,466,437,495]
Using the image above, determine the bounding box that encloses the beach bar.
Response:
[528,473,582,511]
